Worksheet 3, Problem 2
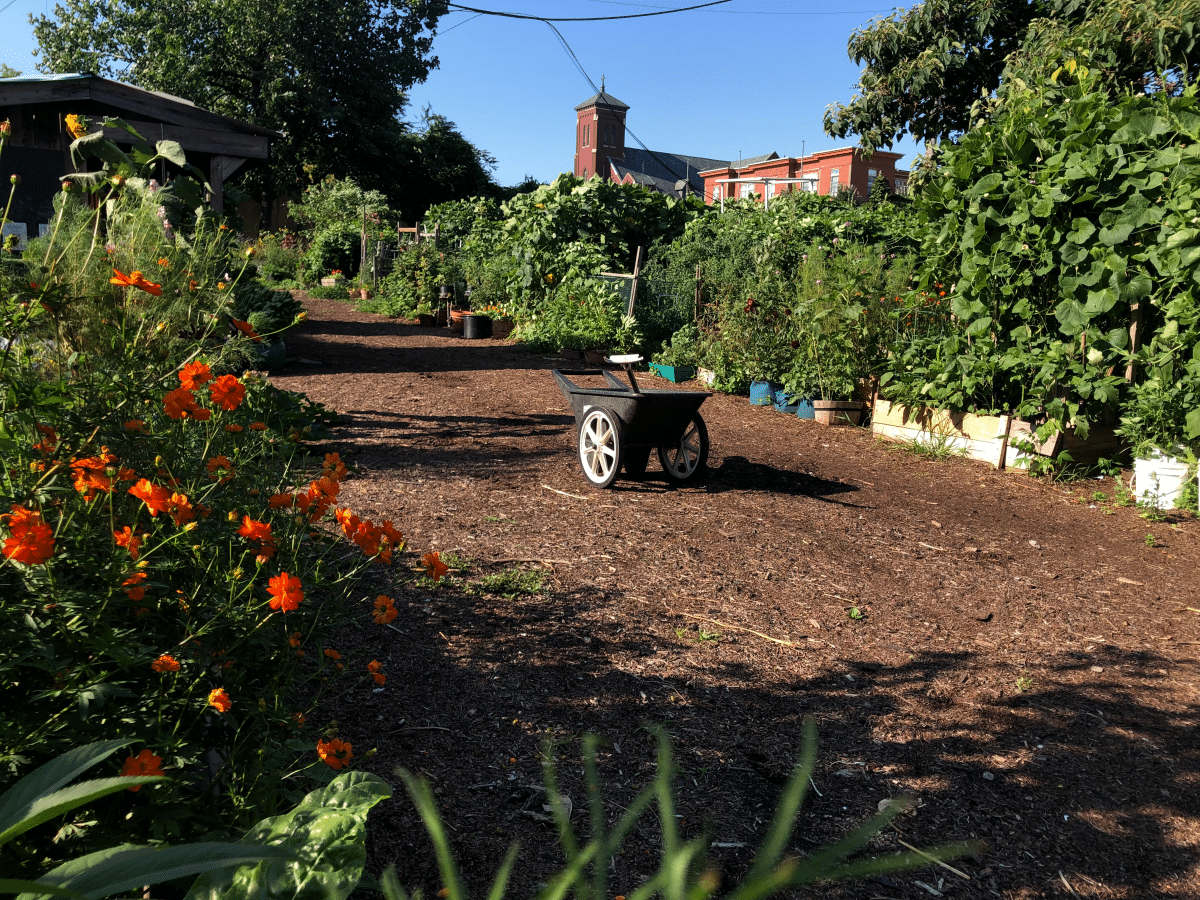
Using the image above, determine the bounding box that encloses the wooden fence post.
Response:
[627,246,644,318]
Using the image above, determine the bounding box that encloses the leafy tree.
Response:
[31,0,447,198]
[392,112,498,221]
[824,0,1055,153]
[824,0,1198,154]
[0,64,21,78]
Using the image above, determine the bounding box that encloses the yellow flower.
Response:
[64,114,88,139]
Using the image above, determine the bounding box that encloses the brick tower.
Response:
[573,78,628,180]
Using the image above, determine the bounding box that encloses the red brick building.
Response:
[571,85,908,205]
[698,147,909,206]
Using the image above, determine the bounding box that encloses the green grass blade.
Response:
[0,776,164,847]
[484,843,520,900]
[0,740,131,844]
[16,842,295,900]
[0,879,85,899]
[397,770,468,900]
[822,841,982,882]
[733,719,816,895]
[784,800,911,884]
[378,866,410,900]
[581,736,605,900]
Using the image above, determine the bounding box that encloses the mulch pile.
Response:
[270,296,1200,900]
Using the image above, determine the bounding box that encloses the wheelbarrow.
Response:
[551,354,711,489]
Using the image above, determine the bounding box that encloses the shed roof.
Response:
[0,73,282,156]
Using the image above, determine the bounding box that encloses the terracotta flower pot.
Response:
[449,309,470,333]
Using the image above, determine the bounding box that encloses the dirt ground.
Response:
[270,296,1200,900]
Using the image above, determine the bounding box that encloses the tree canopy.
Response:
[823,0,1199,154]
[32,0,448,198]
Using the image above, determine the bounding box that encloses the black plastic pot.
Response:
[462,314,492,339]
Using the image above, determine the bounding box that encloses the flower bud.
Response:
[61,180,74,193]
[9,174,20,186]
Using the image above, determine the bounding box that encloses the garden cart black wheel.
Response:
[578,407,624,489]
[658,412,708,484]
[624,447,651,480]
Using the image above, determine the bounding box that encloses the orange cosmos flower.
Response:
[293,711,306,727]
[322,452,348,480]
[166,492,194,526]
[420,551,449,582]
[207,688,232,713]
[123,571,147,602]
[367,660,385,685]
[249,421,267,431]
[178,360,212,390]
[152,654,180,673]
[123,419,147,433]
[268,493,295,509]
[163,387,210,421]
[120,749,164,791]
[209,374,245,411]
[231,318,262,342]
[70,451,119,498]
[267,572,303,612]
[113,526,142,560]
[224,423,243,433]
[323,648,341,660]
[32,424,58,455]
[2,505,55,565]
[334,507,359,538]
[129,479,171,516]
[206,455,235,482]
[110,269,163,297]
[372,595,397,625]
[157,257,171,268]
[288,632,302,648]
[316,737,353,770]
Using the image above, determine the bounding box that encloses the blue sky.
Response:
[1,0,922,187]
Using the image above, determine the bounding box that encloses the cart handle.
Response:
[606,354,644,394]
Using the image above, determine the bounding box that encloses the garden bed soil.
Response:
[271,296,1200,900]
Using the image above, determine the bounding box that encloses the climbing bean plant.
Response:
[883,74,1200,443]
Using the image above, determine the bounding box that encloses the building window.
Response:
[739,183,754,199]
[894,178,908,196]
[867,168,878,190]
[583,166,589,178]
[583,124,590,147]
[829,168,839,195]
[712,186,720,203]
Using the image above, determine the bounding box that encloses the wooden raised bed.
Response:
[871,399,1122,469]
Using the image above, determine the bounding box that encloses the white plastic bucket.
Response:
[1131,449,1190,509]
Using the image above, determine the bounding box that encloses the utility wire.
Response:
[446,0,732,22]
[542,19,706,197]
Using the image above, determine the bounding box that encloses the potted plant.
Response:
[794,302,866,426]
[319,268,345,288]
[650,324,701,383]
[1118,373,1199,509]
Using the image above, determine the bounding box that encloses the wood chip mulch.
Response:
[270,295,1200,900]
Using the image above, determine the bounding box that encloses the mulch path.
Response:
[270,296,1200,900]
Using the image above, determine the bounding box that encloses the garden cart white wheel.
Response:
[578,407,624,489]
[658,412,709,484]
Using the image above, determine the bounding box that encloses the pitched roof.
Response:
[0,73,281,139]
[609,147,731,197]
[574,90,630,112]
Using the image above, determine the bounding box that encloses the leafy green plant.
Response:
[0,739,295,900]
[471,567,545,600]
[382,723,978,900]
[1015,675,1035,693]
[653,325,702,369]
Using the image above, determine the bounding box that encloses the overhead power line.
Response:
[445,0,732,22]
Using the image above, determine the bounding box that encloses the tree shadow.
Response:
[331,573,1198,900]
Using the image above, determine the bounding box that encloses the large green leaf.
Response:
[0,880,83,899]
[1055,298,1091,333]
[0,777,163,847]
[183,772,392,900]
[0,740,131,845]
[155,140,187,167]
[16,843,296,900]
[1186,407,1200,440]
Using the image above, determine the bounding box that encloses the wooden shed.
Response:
[0,73,280,242]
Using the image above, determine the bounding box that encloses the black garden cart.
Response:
[551,355,711,489]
